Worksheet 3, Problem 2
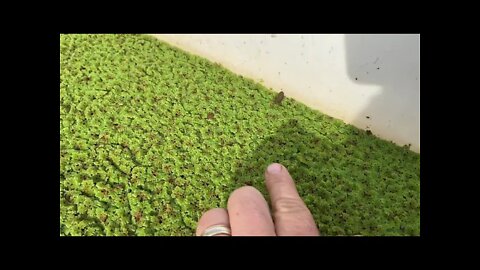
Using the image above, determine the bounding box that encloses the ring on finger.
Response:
[201,224,232,236]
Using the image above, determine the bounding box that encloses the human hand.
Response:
[196,163,320,236]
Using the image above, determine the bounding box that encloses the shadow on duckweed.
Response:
[231,118,420,236]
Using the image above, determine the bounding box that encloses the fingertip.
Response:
[266,163,283,174]
[227,186,262,208]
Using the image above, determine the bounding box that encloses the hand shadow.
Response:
[231,118,420,235]
[231,118,345,234]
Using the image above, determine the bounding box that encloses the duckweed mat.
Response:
[60,34,420,236]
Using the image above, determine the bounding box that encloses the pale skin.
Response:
[196,163,320,236]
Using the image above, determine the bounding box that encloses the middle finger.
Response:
[227,186,276,236]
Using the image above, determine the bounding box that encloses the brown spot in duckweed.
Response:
[100,214,108,222]
[134,212,142,222]
[207,112,215,119]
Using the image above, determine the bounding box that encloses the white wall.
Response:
[150,34,420,153]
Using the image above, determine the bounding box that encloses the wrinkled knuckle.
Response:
[274,197,308,214]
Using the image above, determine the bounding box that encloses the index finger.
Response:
[264,163,320,236]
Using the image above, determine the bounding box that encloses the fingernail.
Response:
[267,163,282,174]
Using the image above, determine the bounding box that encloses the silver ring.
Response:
[201,224,232,236]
